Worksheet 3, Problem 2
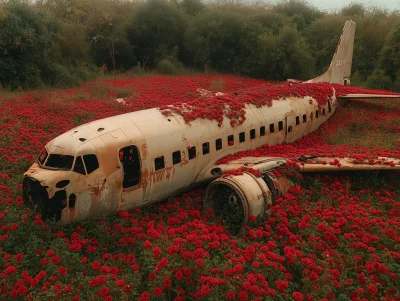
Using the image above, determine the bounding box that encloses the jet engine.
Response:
[203,171,294,234]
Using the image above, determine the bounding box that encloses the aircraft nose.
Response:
[23,176,68,221]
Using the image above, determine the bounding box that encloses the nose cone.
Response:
[23,163,71,221]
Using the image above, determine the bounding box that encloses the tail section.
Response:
[307,20,356,85]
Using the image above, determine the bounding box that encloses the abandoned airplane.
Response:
[23,21,400,231]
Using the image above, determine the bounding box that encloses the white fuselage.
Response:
[23,92,336,223]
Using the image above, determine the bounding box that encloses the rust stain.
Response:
[165,166,175,180]
[68,208,75,223]
[141,143,148,159]
[141,169,149,191]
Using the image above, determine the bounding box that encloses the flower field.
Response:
[0,74,399,301]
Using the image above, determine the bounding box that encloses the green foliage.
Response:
[378,22,400,82]
[157,59,179,75]
[0,2,46,88]
[184,11,246,72]
[179,0,206,17]
[365,69,393,90]
[127,0,188,68]
[255,26,315,79]
[273,0,324,31]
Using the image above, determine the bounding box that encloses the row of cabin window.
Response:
[295,106,330,126]
[154,124,280,171]
[154,104,334,170]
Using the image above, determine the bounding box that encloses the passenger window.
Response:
[316,110,319,118]
[296,116,300,125]
[303,114,307,123]
[239,132,245,143]
[202,142,210,155]
[328,100,332,113]
[83,154,99,174]
[288,126,293,133]
[216,138,222,150]
[155,156,165,171]
[189,146,196,159]
[310,112,314,120]
[322,108,326,116]
[73,156,86,175]
[172,151,181,165]
[278,121,283,131]
[120,146,141,188]
[228,135,234,146]
[270,124,275,133]
[250,129,256,139]
[260,126,265,136]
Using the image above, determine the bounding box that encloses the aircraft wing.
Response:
[205,156,400,181]
[337,94,400,99]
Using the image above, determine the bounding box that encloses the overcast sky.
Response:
[304,0,400,11]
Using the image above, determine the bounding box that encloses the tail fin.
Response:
[307,20,356,85]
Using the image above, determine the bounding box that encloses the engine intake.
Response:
[204,171,272,235]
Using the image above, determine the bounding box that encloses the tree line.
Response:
[1,0,399,90]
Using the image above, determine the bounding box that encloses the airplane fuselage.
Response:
[23,89,337,223]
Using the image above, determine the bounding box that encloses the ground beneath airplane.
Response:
[0,74,399,300]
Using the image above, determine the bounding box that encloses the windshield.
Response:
[37,149,48,166]
[45,154,74,170]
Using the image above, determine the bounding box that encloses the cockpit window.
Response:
[38,149,48,165]
[45,154,74,170]
[73,156,86,175]
[83,154,99,174]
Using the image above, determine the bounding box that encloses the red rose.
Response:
[52,256,61,265]
[153,286,163,297]
[91,260,101,270]
[292,292,304,301]
[238,291,248,301]
[152,247,162,258]
[367,284,378,295]
[57,266,67,276]
[97,286,110,297]
[200,285,211,296]
[140,292,150,301]
[196,258,204,267]
[226,291,235,300]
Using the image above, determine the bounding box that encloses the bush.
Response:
[157,59,179,75]
[365,69,393,90]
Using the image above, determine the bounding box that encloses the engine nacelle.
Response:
[204,171,294,234]
[203,172,272,234]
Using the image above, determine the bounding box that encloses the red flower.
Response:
[196,258,204,267]
[226,291,236,300]
[292,292,304,301]
[153,286,163,297]
[367,284,378,295]
[140,292,150,301]
[238,291,248,301]
[57,266,67,276]
[152,247,162,258]
[52,256,61,265]
[98,286,110,297]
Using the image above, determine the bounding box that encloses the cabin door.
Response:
[119,145,144,211]
[285,114,298,143]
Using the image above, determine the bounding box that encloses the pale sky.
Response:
[305,0,400,11]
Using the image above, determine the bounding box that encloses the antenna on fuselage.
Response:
[306,20,356,85]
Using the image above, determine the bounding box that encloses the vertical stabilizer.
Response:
[306,20,356,85]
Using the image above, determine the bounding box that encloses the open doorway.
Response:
[119,146,141,188]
